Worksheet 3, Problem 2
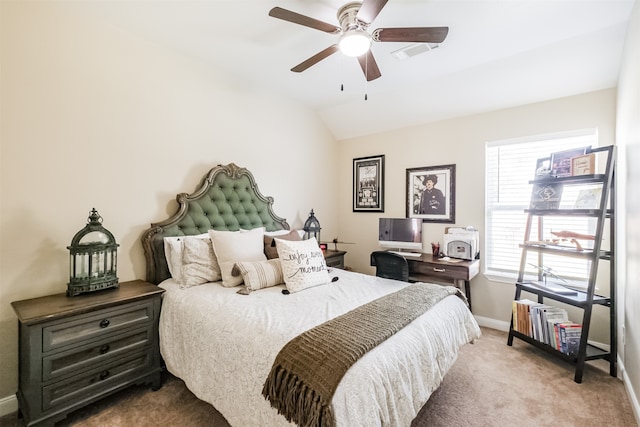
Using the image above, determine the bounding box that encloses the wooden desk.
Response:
[406,254,479,311]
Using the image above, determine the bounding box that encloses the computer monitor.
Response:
[378,218,423,251]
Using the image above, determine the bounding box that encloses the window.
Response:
[485,129,598,285]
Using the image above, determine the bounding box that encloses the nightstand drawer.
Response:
[43,326,153,382]
[324,250,346,269]
[42,300,154,352]
[42,350,153,411]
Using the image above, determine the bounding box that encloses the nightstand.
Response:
[324,250,347,269]
[11,280,164,426]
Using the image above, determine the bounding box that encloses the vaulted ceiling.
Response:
[74,0,634,139]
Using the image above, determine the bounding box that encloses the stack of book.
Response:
[512,299,582,356]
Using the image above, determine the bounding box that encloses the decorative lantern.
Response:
[303,209,321,243]
[67,208,119,296]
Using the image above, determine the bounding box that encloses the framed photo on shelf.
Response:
[571,153,595,176]
[406,164,455,223]
[530,183,563,209]
[574,187,602,209]
[550,146,589,177]
[535,158,552,178]
[353,154,384,212]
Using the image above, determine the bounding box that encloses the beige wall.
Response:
[337,89,617,339]
[0,2,339,400]
[617,0,640,418]
[1,0,638,419]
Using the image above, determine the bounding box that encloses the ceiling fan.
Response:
[268,0,449,81]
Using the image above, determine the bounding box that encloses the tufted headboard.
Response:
[141,163,290,284]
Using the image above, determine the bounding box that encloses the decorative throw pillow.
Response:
[180,237,221,287]
[232,259,284,292]
[275,237,329,293]
[163,233,209,284]
[265,229,305,237]
[264,229,302,259]
[209,227,267,287]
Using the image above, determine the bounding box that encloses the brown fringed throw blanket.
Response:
[262,283,465,427]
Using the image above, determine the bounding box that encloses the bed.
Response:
[141,163,481,427]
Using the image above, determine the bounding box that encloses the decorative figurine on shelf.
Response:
[328,237,355,251]
[67,208,119,296]
[550,230,596,251]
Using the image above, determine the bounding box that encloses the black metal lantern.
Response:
[303,209,321,243]
[67,208,119,296]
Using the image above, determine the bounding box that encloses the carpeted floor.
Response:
[1,327,636,427]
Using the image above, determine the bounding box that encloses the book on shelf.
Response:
[512,299,579,352]
[512,299,543,338]
[556,322,582,355]
[529,304,552,342]
[530,183,563,210]
[563,324,582,356]
[542,308,569,347]
[574,187,602,209]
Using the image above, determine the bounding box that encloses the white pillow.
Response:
[163,233,209,283]
[264,229,305,238]
[232,259,284,292]
[275,237,329,293]
[263,229,292,237]
[181,237,221,287]
[209,227,267,287]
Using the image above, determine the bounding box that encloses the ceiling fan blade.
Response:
[373,27,449,43]
[269,7,340,33]
[291,45,339,73]
[357,51,382,81]
[356,0,389,24]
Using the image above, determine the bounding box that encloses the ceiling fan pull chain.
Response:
[364,54,368,101]
[340,54,344,92]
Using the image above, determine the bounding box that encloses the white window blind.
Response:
[485,129,598,284]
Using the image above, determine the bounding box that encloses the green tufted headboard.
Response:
[141,163,290,284]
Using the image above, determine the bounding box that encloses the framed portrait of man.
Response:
[353,155,385,212]
[406,164,455,223]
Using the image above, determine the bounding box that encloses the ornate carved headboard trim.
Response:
[141,163,290,284]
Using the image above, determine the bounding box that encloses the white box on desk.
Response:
[442,228,479,261]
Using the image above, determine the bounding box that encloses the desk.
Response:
[406,254,479,311]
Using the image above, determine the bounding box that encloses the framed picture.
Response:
[353,155,384,212]
[406,164,455,223]
[550,147,589,177]
[571,153,595,176]
[530,183,563,210]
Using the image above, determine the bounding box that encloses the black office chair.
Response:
[370,251,409,282]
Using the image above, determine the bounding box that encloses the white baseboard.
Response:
[0,394,17,417]
[620,356,640,426]
[474,315,510,331]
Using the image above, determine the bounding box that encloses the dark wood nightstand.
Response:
[324,250,347,269]
[11,280,164,426]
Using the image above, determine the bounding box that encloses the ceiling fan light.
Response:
[338,29,371,57]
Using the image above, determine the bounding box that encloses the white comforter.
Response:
[159,268,481,427]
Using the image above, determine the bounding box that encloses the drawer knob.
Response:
[99,319,110,328]
[99,370,110,381]
[100,344,110,354]
[433,268,446,273]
